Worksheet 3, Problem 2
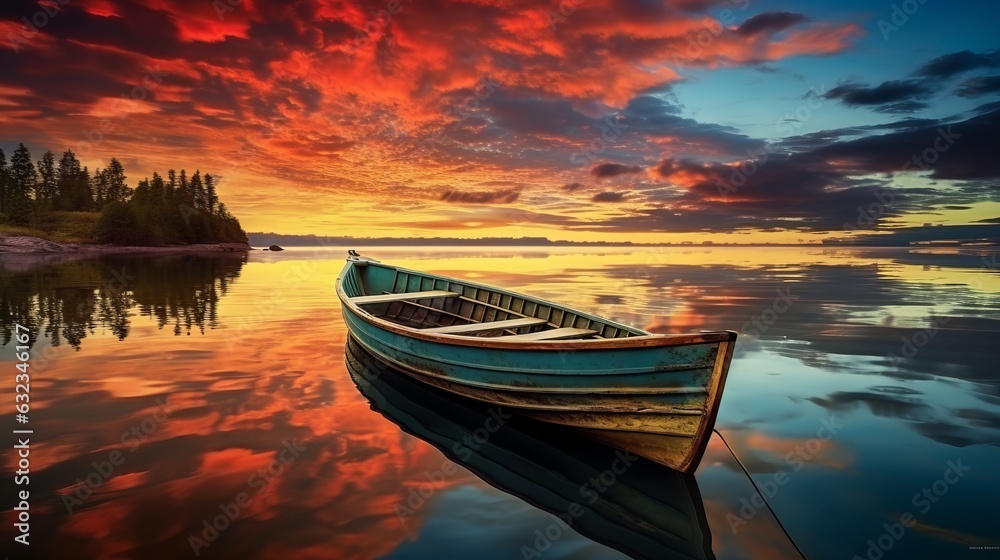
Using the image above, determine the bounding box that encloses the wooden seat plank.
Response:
[499,327,597,341]
[351,290,459,305]
[423,317,548,335]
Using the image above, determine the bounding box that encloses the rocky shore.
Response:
[0,235,252,254]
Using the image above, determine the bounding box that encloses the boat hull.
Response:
[341,298,736,472]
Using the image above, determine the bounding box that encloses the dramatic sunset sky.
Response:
[1,0,998,243]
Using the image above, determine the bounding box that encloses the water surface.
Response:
[1,247,998,559]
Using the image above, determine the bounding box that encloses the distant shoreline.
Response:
[248,224,1000,249]
[0,235,251,254]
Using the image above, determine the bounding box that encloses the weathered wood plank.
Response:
[422,317,548,335]
[350,290,459,305]
[500,327,597,341]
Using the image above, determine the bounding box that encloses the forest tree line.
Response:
[0,143,247,245]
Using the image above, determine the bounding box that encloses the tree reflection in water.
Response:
[0,254,245,350]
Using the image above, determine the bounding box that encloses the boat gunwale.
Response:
[337,261,737,351]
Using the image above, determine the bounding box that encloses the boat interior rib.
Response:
[343,261,646,340]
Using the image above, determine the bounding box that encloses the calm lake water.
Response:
[1,247,998,559]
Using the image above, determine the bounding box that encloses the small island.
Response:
[0,143,249,253]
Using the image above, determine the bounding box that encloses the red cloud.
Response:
[0,0,865,236]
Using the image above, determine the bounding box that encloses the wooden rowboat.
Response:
[336,253,738,473]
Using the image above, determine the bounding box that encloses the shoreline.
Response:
[0,235,252,255]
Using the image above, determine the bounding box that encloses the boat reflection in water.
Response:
[346,337,715,560]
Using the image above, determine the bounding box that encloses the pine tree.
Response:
[166,169,177,199]
[37,150,56,207]
[133,177,151,206]
[56,149,82,211]
[92,168,107,209]
[10,144,36,194]
[7,144,36,223]
[150,172,165,204]
[75,166,93,210]
[104,158,130,203]
[190,170,205,211]
[205,173,218,214]
[178,169,189,205]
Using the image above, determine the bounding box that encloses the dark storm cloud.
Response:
[473,92,594,137]
[614,105,1000,234]
[1,0,186,59]
[436,90,763,169]
[590,163,643,178]
[185,73,246,117]
[915,49,1000,79]
[648,154,900,229]
[620,95,764,155]
[955,75,1000,98]
[778,117,942,151]
[472,90,761,160]
[0,35,153,106]
[440,189,520,204]
[736,12,807,36]
[563,182,585,191]
[592,191,628,202]
[822,80,931,107]
[820,50,1000,114]
[810,106,1000,180]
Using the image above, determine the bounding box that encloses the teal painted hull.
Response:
[337,257,737,472]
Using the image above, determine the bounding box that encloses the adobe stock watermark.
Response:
[886,316,949,373]
[519,450,638,559]
[395,407,512,524]
[851,458,970,560]
[7,0,69,53]
[727,415,843,533]
[63,397,173,513]
[188,439,306,557]
[740,287,798,336]
[877,0,930,41]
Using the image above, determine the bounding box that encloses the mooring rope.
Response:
[711,428,809,560]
